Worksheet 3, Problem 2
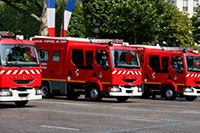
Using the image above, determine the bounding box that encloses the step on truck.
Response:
[31,36,142,102]
[0,32,42,106]
[132,45,200,101]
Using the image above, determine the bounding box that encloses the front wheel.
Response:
[41,83,51,98]
[185,96,197,101]
[164,86,176,100]
[89,85,102,101]
[15,100,28,107]
[116,97,129,102]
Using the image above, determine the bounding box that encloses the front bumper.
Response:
[109,86,142,97]
[0,88,42,102]
[183,87,200,96]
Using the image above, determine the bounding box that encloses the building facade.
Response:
[165,0,200,17]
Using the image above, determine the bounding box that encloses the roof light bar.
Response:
[90,39,123,44]
[0,31,14,37]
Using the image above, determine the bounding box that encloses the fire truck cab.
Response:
[132,45,200,101]
[31,36,142,102]
[0,32,42,106]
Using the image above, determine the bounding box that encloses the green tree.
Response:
[83,0,179,44]
[192,5,200,45]
[0,0,85,38]
[167,11,194,47]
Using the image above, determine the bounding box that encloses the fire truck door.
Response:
[69,49,94,83]
[146,55,169,84]
[94,49,111,85]
[169,56,185,86]
[49,50,66,94]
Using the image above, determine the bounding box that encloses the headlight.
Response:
[0,89,12,96]
[110,86,121,92]
[138,87,142,92]
[184,87,193,92]
[35,88,42,95]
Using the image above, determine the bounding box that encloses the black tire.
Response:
[164,85,176,100]
[140,85,150,99]
[67,91,81,100]
[116,97,129,102]
[41,83,51,98]
[185,96,197,101]
[67,85,81,100]
[15,100,28,107]
[89,84,102,101]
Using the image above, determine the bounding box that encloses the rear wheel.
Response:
[185,96,197,101]
[89,85,102,101]
[41,83,51,98]
[15,100,28,107]
[164,85,176,100]
[116,97,129,102]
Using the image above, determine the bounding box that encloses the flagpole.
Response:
[62,0,65,37]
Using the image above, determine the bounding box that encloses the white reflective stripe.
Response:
[138,71,141,75]
[198,74,200,77]
[186,74,190,77]
[135,71,138,75]
[122,71,127,75]
[30,70,36,74]
[117,71,122,74]
[13,70,18,74]
[194,74,198,77]
[131,71,134,75]
[112,70,117,74]
[19,70,24,74]
[36,70,40,74]
[25,70,30,74]
[191,74,194,77]
[127,71,131,75]
[6,70,12,75]
[0,70,5,74]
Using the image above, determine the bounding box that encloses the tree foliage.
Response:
[83,0,179,44]
[192,5,200,45]
[0,0,85,38]
[167,11,194,47]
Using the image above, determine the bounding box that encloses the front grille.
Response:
[19,94,28,97]
[122,79,136,83]
[126,90,133,93]
[194,81,200,84]
[13,80,33,84]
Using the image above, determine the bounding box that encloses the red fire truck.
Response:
[30,36,142,102]
[0,32,42,106]
[131,45,200,101]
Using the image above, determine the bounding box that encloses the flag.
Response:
[47,0,56,37]
[60,0,76,37]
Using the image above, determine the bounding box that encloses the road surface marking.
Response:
[40,125,80,131]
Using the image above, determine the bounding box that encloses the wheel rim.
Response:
[90,88,98,100]
[41,86,48,97]
[166,89,173,98]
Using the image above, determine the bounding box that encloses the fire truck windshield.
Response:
[186,56,200,72]
[0,44,40,67]
[111,50,140,69]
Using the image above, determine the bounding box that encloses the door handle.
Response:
[51,70,54,73]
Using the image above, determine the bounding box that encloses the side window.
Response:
[149,55,160,71]
[37,50,49,61]
[171,56,183,73]
[85,51,93,69]
[162,57,169,73]
[72,49,84,68]
[53,51,60,62]
[141,54,144,62]
[96,50,109,70]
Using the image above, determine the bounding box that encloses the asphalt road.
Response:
[1,96,200,133]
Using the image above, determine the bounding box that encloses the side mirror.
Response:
[40,48,45,59]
